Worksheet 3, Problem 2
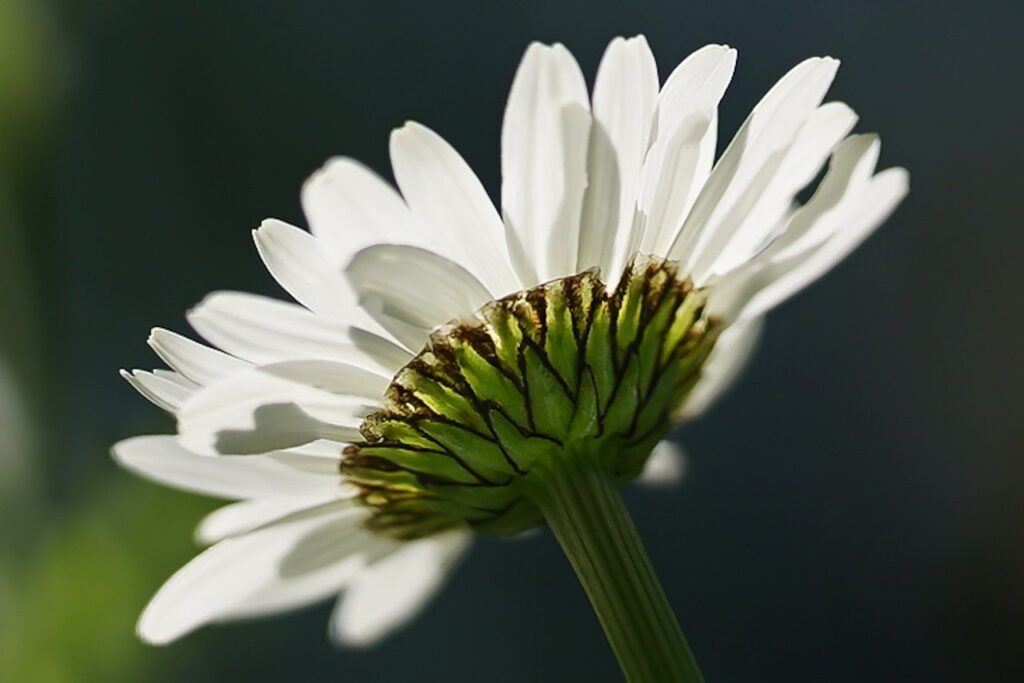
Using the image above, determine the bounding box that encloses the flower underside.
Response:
[343,257,721,540]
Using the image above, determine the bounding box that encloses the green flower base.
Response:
[344,257,720,540]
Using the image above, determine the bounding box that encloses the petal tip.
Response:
[136,610,178,647]
[819,55,841,70]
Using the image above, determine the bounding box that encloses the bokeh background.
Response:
[2,1,1021,681]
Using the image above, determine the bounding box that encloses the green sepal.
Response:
[344,259,722,540]
[523,345,575,441]
[602,355,640,439]
[395,363,489,433]
[484,303,525,381]
[417,419,515,482]
[488,409,561,471]
[354,444,482,485]
[566,368,601,442]
[543,279,580,395]
[584,300,616,410]
[448,334,530,428]
[614,263,646,363]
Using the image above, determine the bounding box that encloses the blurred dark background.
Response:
[1,0,1022,681]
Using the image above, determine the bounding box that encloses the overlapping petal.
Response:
[188,291,410,373]
[301,156,430,268]
[137,502,369,644]
[176,360,388,455]
[670,57,840,279]
[390,122,521,297]
[329,530,470,646]
[148,328,250,385]
[578,36,659,284]
[502,42,591,285]
[708,137,908,321]
[113,435,345,499]
[115,36,908,650]
[635,44,736,261]
[345,245,493,350]
[196,497,336,544]
[120,369,197,413]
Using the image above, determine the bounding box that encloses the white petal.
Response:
[177,360,388,455]
[677,316,764,419]
[346,245,492,350]
[330,530,470,647]
[695,101,859,276]
[501,42,591,285]
[670,57,840,280]
[577,36,659,283]
[264,446,346,472]
[196,497,340,544]
[188,291,411,373]
[222,510,398,621]
[121,369,196,413]
[137,502,365,644]
[301,157,431,268]
[253,219,376,325]
[636,440,687,487]
[767,134,881,261]
[389,122,520,297]
[281,439,350,462]
[148,328,250,386]
[112,435,345,499]
[701,137,878,321]
[635,45,737,259]
[738,167,909,320]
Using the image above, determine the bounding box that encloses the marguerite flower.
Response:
[114,35,906,675]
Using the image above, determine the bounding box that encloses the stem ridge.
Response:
[530,454,704,683]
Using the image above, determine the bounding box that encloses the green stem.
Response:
[528,453,703,683]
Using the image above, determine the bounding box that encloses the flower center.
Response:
[343,256,722,539]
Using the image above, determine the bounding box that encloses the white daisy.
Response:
[114,35,906,649]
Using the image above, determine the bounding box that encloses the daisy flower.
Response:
[114,35,906,680]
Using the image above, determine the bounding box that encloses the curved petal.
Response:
[670,57,840,280]
[766,134,881,260]
[137,502,364,644]
[281,439,351,462]
[706,129,908,324]
[677,316,764,419]
[112,435,345,500]
[176,360,388,455]
[635,45,736,259]
[329,530,470,647]
[692,101,859,277]
[733,167,909,320]
[501,42,591,285]
[223,511,399,620]
[195,498,330,544]
[346,245,493,350]
[577,36,659,284]
[253,219,379,328]
[188,291,411,374]
[148,328,250,385]
[121,369,196,413]
[635,439,688,487]
[389,122,520,297]
[301,157,431,268]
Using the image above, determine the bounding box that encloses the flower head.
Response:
[345,258,720,540]
[114,36,907,647]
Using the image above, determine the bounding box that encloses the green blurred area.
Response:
[0,479,213,682]
[0,0,52,419]
[0,0,56,529]
[0,3,214,681]
[0,0,59,171]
